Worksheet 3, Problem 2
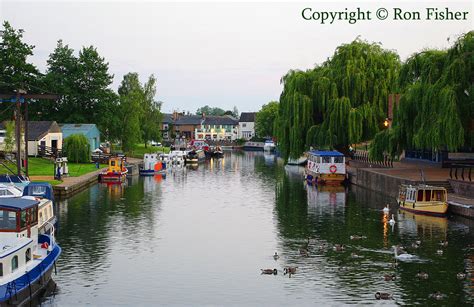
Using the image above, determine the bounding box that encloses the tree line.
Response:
[255,32,473,161]
[0,21,162,152]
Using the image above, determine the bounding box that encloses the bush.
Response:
[63,134,90,163]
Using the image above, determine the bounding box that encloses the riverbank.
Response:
[348,160,474,218]
[53,157,142,198]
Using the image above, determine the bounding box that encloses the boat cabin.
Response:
[307,151,346,175]
[399,185,447,203]
[143,154,158,171]
[108,156,126,173]
[22,183,55,234]
[0,198,39,238]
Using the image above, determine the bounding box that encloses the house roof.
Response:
[27,121,61,140]
[61,124,99,137]
[162,113,174,124]
[203,115,238,125]
[174,115,203,125]
[239,112,256,122]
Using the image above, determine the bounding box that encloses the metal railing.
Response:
[352,151,394,168]
[449,163,473,181]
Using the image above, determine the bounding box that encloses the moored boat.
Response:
[22,183,57,235]
[305,150,346,185]
[99,156,128,183]
[0,184,22,198]
[139,153,165,176]
[397,184,448,216]
[0,198,61,305]
[0,175,30,191]
[287,156,308,165]
[263,140,276,152]
[186,149,205,164]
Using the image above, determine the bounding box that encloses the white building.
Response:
[238,112,256,140]
[194,115,239,141]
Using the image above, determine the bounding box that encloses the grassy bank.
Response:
[126,144,170,159]
[0,157,106,178]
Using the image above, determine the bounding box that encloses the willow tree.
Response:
[276,39,400,160]
[370,31,474,160]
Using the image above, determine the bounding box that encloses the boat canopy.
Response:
[309,150,344,157]
[0,198,39,211]
[22,182,54,201]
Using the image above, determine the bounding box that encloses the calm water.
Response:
[42,152,473,305]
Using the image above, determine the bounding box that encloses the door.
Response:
[51,139,58,156]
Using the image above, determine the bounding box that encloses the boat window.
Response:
[0,210,17,230]
[433,190,445,201]
[31,185,46,196]
[111,161,116,167]
[0,190,14,196]
[26,248,31,263]
[322,156,331,163]
[0,263,3,276]
[417,190,423,202]
[20,210,26,229]
[334,156,343,163]
[425,190,431,201]
[11,255,18,272]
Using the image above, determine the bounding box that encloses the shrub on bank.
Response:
[63,134,90,163]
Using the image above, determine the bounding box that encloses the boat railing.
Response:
[449,163,473,182]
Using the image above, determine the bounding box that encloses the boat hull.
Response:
[99,171,127,183]
[0,244,61,306]
[398,199,448,216]
[306,172,346,185]
[139,169,165,176]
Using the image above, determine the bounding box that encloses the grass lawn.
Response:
[127,144,170,159]
[0,157,106,177]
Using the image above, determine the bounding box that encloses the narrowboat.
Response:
[22,183,57,235]
[139,153,165,176]
[99,156,128,183]
[305,150,346,185]
[0,198,61,305]
[168,151,186,167]
[397,184,448,216]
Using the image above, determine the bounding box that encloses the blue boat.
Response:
[0,198,61,305]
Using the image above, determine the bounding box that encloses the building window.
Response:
[242,123,246,127]
[26,248,31,263]
[11,256,18,272]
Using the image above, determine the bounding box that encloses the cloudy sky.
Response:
[1,0,473,113]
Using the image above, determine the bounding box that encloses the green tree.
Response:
[196,105,226,116]
[256,101,279,138]
[276,39,400,160]
[63,134,90,163]
[118,73,143,152]
[38,41,119,140]
[0,21,40,121]
[141,74,162,147]
[370,31,474,160]
[3,121,15,153]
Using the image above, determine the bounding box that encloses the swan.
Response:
[389,214,396,225]
[393,245,415,260]
[383,204,390,213]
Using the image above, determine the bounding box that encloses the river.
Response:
[42,152,473,305]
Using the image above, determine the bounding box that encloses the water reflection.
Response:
[44,152,474,305]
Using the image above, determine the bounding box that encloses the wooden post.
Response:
[24,101,29,177]
[15,91,21,176]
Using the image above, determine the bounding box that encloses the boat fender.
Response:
[41,242,49,249]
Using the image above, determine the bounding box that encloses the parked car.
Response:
[151,141,162,147]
